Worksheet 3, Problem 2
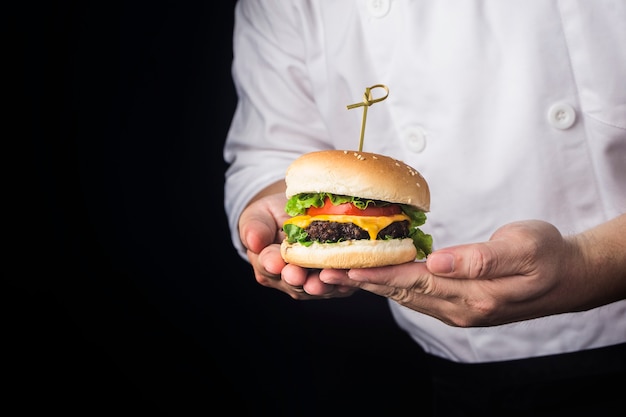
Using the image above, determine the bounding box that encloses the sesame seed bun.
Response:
[285,150,430,211]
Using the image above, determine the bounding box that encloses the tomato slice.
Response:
[307,197,402,216]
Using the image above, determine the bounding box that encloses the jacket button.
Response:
[403,126,427,153]
[366,0,391,18]
[548,103,577,130]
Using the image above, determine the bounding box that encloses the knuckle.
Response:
[410,275,437,295]
[466,295,498,313]
[388,287,414,305]
[468,247,497,278]
[443,293,503,328]
[461,296,501,326]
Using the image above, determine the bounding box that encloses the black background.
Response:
[14,2,429,415]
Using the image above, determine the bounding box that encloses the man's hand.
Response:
[238,182,357,299]
[320,217,626,326]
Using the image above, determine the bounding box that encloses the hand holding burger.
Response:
[280,149,432,269]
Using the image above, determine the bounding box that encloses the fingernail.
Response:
[428,253,454,273]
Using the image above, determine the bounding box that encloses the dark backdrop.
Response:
[14,2,429,415]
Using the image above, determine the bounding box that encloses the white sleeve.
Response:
[223,0,330,259]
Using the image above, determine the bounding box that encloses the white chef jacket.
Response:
[223,0,626,362]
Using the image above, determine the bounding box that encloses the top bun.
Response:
[285,150,430,211]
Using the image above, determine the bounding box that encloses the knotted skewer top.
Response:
[346,84,389,152]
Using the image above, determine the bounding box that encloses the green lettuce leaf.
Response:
[285,193,395,216]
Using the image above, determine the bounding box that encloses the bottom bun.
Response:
[280,238,418,269]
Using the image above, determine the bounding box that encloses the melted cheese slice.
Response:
[283,213,410,240]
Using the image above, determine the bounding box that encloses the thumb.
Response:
[239,191,289,254]
[239,209,279,255]
[426,240,527,279]
[426,221,563,279]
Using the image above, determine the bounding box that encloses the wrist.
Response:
[565,217,626,309]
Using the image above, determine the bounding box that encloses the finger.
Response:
[347,262,433,290]
[247,242,288,291]
[315,269,359,295]
[248,250,280,288]
[301,270,339,295]
[322,263,445,297]
[239,193,289,253]
[426,241,529,280]
[326,262,481,302]
[282,263,309,287]
[345,267,514,326]
[240,214,277,254]
[319,268,361,288]
[349,261,545,316]
[277,268,354,299]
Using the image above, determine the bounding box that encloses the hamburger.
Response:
[280,150,432,269]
